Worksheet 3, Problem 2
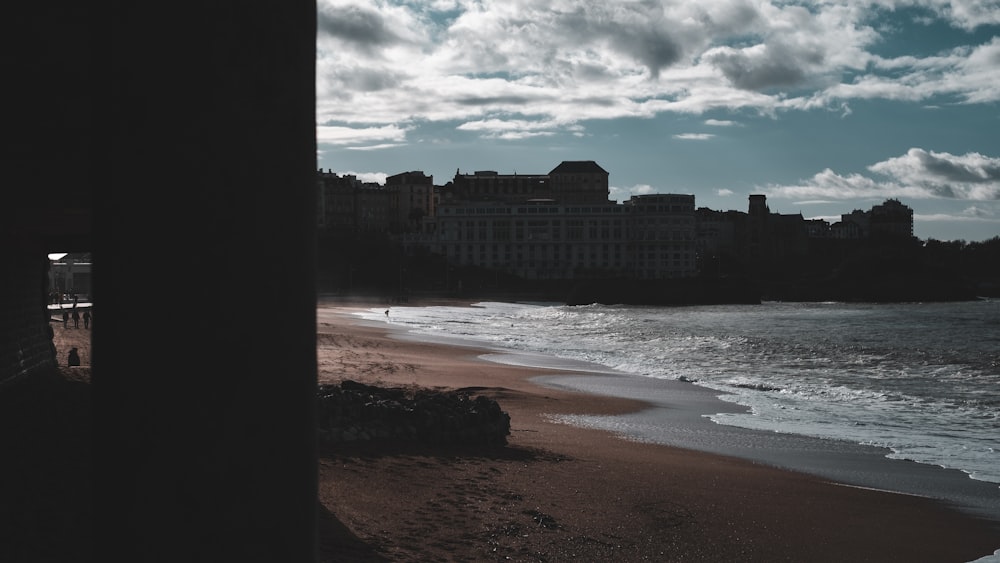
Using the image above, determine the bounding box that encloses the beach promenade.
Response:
[316,300,1000,562]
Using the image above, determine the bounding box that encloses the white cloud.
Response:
[316,124,409,146]
[674,133,716,140]
[341,171,389,184]
[717,188,735,196]
[962,205,997,218]
[915,212,999,223]
[610,183,656,202]
[868,148,1000,200]
[764,148,1000,201]
[921,0,1000,30]
[315,1,1000,135]
[346,143,408,151]
[456,118,578,139]
[705,119,739,126]
[763,168,917,200]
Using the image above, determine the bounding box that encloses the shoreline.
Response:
[348,297,1000,520]
[318,299,1000,561]
[530,372,1000,524]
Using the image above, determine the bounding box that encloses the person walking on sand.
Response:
[83,310,91,329]
[62,310,69,329]
[71,309,80,328]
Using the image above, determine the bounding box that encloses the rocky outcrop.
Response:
[317,380,511,446]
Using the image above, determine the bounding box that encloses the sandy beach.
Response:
[2,302,997,561]
[316,300,1000,562]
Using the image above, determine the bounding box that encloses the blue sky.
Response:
[316,0,1000,242]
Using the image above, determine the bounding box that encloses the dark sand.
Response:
[1,304,997,562]
[316,301,1000,562]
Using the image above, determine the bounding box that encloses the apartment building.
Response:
[422,162,696,280]
[386,171,435,233]
[319,164,915,282]
[317,169,423,236]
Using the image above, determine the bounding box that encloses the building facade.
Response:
[319,165,918,283]
[386,171,435,233]
[411,163,696,281]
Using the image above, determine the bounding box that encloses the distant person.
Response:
[67,347,81,367]
[62,310,69,329]
[83,310,91,329]
[385,308,390,317]
[71,309,80,328]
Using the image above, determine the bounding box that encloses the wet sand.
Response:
[317,300,1000,562]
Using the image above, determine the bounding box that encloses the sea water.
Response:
[358,300,1000,487]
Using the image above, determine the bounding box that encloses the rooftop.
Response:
[549,161,608,175]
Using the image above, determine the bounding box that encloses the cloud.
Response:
[316,1,425,54]
[341,171,389,184]
[717,188,735,196]
[764,148,1000,201]
[915,212,999,223]
[610,183,656,202]
[456,118,578,139]
[316,124,409,146]
[962,205,996,218]
[673,133,716,140]
[705,119,739,126]
[924,0,1000,30]
[314,1,1000,132]
[317,5,397,48]
[763,168,916,200]
[705,44,808,91]
[868,148,1000,199]
[346,143,408,151]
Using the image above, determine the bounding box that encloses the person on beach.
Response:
[62,310,69,329]
[67,347,80,367]
[385,308,389,317]
[83,310,91,329]
[71,309,80,328]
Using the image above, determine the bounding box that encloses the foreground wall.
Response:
[6,2,320,561]
[0,252,56,385]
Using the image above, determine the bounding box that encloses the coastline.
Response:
[317,299,1000,562]
[531,372,1000,523]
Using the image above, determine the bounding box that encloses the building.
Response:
[431,200,624,280]
[413,163,696,281]
[322,166,919,283]
[443,161,609,206]
[870,198,914,239]
[624,194,697,279]
[48,252,92,298]
[386,171,435,233]
[548,160,610,204]
[317,170,391,236]
[830,199,914,240]
[318,169,437,236]
[445,170,549,204]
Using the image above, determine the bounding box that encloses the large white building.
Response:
[409,162,697,280]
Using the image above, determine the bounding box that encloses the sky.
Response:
[315,0,1000,242]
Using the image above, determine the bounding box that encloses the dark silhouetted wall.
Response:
[91,3,318,561]
[0,253,56,384]
[3,2,317,561]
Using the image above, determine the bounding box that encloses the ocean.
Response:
[356,299,1000,529]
